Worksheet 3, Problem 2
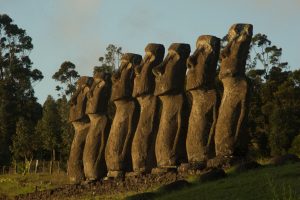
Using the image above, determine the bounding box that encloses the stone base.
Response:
[178,162,206,174]
[106,170,124,179]
[207,156,243,169]
[126,171,145,177]
[151,167,177,174]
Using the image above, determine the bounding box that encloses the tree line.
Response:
[0,14,299,169]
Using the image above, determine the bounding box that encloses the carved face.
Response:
[219,23,253,80]
[153,43,190,96]
[86,72,111,114]
[69,76,93,122]
[186,35,220,91]
[133,43,165,97]
[111,53,142,101]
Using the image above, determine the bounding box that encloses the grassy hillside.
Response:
[135,163,300,200]
[0,173,68,199]
[0,163,299,200]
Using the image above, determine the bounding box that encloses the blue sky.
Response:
[1,0,300,103]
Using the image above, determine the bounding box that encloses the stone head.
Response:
[133,43,165,97]
[76,76,94,90]
[86,71,112,114]
[153,43,191,96]
[69,76,93,122]
[111,53,142,101]
[186,35,220,91]
[219,23,253,80]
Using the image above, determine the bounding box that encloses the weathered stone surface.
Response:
[83,72,111,181]
[133,43,165,97]
[68,121,90,184]
[110,53,142,102]
[214,24,253,158]
[178,162,206,173]
[131,44,165,173]
[131,95,157,172]
[68,76,93,184]
[153,43,190,96]
[153,43,190,168]
[69,76,93,122]
[105,53,142,176]
[186,35,220,164]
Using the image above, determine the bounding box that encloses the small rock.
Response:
[197,168,226,183]
[269,154,300,165]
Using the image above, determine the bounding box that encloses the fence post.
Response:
[42,160,45,173]
[35,160,39,174]
[57,161,60,174]
[49,161,53,174]
[14,162,17,174]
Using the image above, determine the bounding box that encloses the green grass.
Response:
[152,163,300,200]
[0,172,68,199]
[1,164,300,200]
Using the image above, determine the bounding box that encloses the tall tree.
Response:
[94,44,123,74]
[0,14,43,165]
[11,117,39,162]
[52,61,79,97]
[35,95,61,161]
[56,95,74,163]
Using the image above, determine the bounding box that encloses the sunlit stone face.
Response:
[111,53,142,101]
[219,23,253,80]
[133,43,165,97]
[86,72,111,114]
[153,43,190,96]
[186,35,220,91]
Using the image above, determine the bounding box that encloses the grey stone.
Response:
[131,43,165,173]
[186,35,220,164]
[105,53,142,176]
[214,24,253,158]
[153,43,191,168]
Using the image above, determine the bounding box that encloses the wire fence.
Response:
[0,160,67,175]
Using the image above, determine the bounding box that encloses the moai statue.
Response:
[210,24,253,167]
[131,44,165,175]
[68,76,93,184]
[105,53,142,178]
[185,35,220,169]
[152,43,191,171]
[83,72,111,182]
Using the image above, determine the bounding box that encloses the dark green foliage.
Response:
[246,33,300,158]
[56,95,74,164]
[0,14,43,165]
[11,118,38,161]
[35,95,61,161]
[52,61,80,97]
[94,44,123,74]
[289,135,300,156]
